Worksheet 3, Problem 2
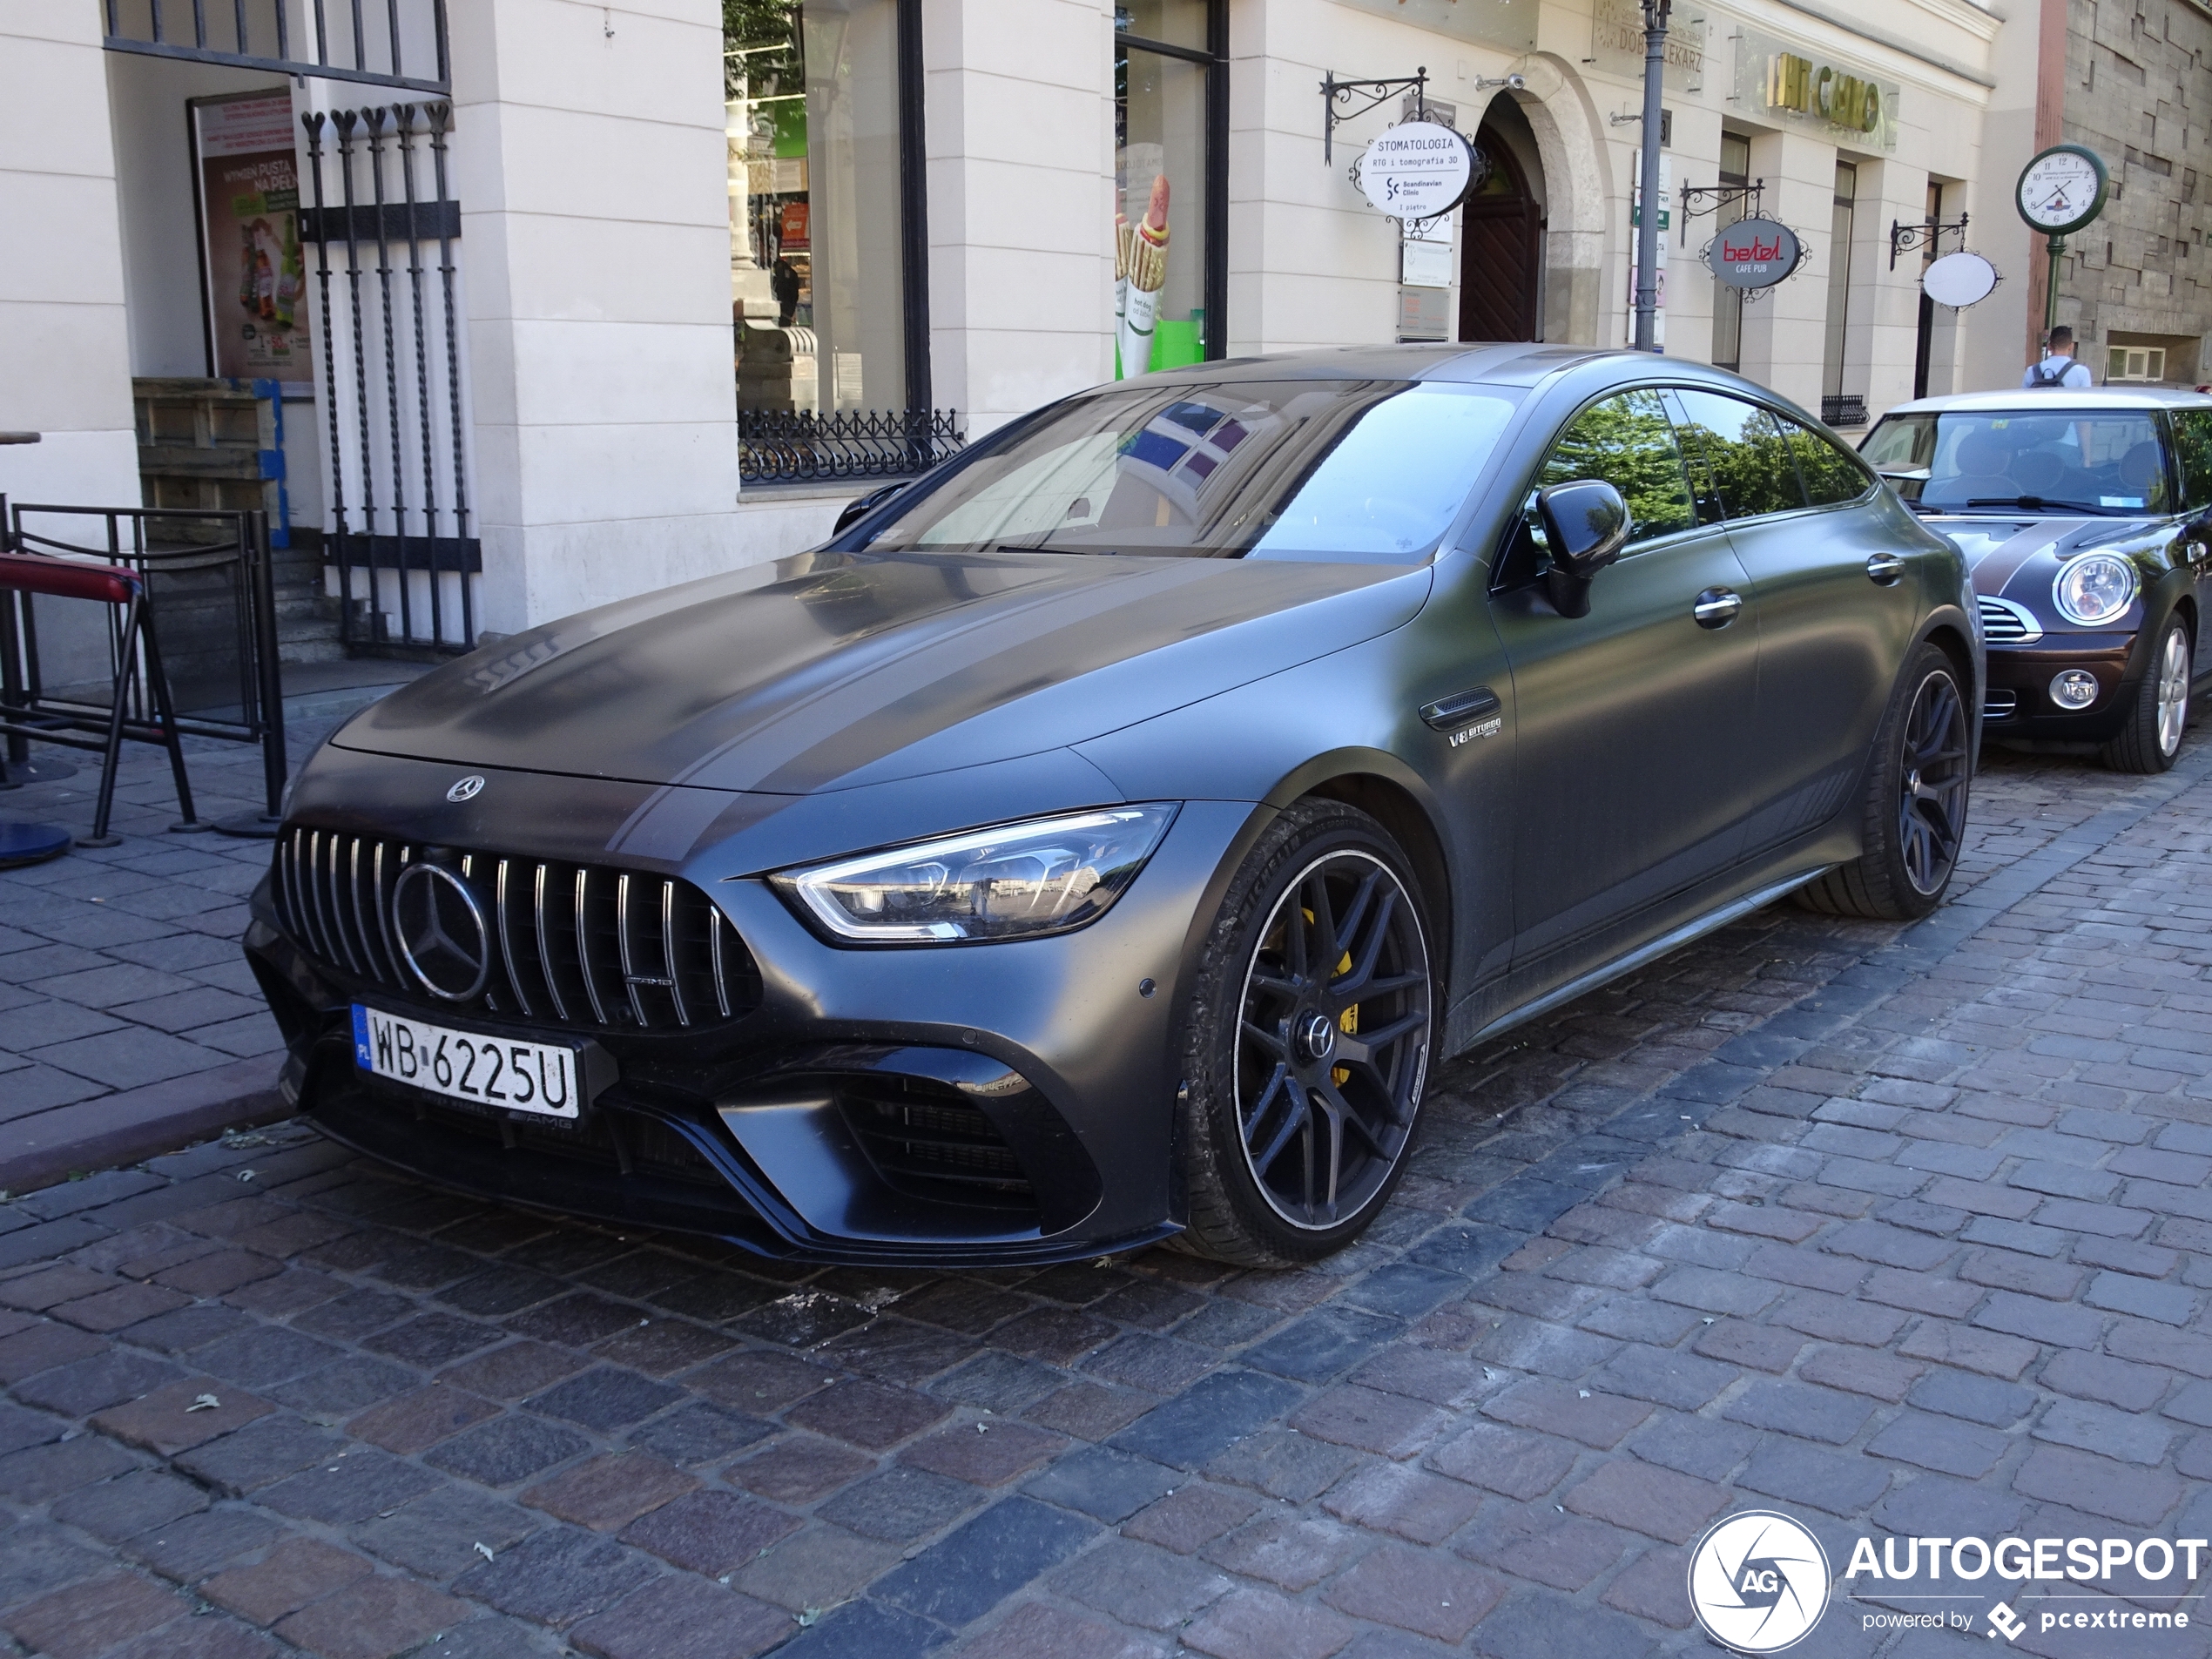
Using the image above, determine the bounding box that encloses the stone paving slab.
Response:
[1,712,357,1191]
[1,738,2210,1658]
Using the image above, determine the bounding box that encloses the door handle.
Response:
[1866,552,1906,585]
[1692,588,1743,629]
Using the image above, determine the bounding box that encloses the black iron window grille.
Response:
[300,101,479,652]
[738,409,965,485]
[103,0,451,94]
[1821,395,1869,428]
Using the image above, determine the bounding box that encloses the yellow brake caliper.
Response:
[1303,907,1357,1085]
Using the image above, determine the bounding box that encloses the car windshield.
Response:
[865,379,1522,563]
[1861,409,2170,514]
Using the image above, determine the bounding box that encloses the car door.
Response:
[1487,388,1764,970]
[1672,389,1906,854]
[2171,408,2212,685]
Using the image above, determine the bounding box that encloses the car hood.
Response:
[332,548,1431,793]
[1925,514,2161,601]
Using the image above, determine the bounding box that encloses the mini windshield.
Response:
[1862,409,2170,514]
[866,379,1522,563]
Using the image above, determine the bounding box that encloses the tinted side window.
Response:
[1784,417,1876,505]
[1674,390,1809,521]
[2174,410,2212,510]
[1539,389,1696,547]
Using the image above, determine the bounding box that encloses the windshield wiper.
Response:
[1965,496,2134,516]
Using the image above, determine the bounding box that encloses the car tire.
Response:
[1172,799,1436,1266]
[2099,616,2193,774]
[1797,641,1973,921]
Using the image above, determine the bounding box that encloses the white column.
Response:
[1857,157,1928,424]
[0,9,140,509]
[922,0,1116,437]
[449,0,744,631]
[1738,129,1833,415]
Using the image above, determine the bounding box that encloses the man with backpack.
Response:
[2022,326,2095,388]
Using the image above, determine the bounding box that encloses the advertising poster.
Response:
[192,90,311,382]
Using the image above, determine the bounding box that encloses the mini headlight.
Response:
[2051,553,2136,626]
[772,806,1178,943]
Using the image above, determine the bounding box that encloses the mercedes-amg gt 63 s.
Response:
[1862,387,2212,771]
[247,346,1979,1268]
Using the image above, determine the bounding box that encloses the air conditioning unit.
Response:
[2106,346,2166,381]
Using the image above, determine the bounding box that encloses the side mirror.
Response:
[833,481,909,538]
[1534,479,1630,617]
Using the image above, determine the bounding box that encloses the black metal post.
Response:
[428,102,472,647]
[366,106,414,645]
[1633,0,1670,353]
[302,112,355,648]
[249,509,287,828]
[895,0,932,439]
[398,106,444,644]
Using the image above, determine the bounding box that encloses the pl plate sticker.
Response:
[1688,1510,1832,1653]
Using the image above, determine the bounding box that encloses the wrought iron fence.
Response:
[104,0,450,94]
[1821,395,1869,430]
[738,409,966,485]
[301,100,479,652]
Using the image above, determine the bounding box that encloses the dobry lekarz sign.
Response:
[1707,218,1803,289]
[1357,122,1478,220]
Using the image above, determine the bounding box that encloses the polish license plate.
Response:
[352,1005,587,1119]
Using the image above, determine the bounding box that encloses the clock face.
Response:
[2016,147,2107,233]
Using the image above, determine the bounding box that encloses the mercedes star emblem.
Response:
[391,863,492,1001]
[447,775,487,802]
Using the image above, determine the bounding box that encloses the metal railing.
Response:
[2,501,287,833]
[103,0,451,94]
[1821,395,1869,429]
[738,408,966,485]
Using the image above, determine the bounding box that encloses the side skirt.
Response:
[1456,866,1831,1053]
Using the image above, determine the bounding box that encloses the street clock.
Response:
[2014,145,2107,235]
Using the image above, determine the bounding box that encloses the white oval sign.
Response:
[1706,218,1803,289]
[1922,250,2000,309]
[1359,122,1476,220]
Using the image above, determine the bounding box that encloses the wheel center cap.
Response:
[1298,1011,1338,1064]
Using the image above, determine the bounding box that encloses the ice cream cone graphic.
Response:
[1116,176,1170,378]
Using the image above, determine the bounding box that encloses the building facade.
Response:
[1959,0,2212,390]
[1,0,2006,652]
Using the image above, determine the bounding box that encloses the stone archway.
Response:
[1498,55,1610,347]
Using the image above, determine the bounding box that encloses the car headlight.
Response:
[771,806,1178,943]
[2051,553,2136,626]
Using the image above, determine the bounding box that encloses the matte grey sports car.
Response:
[1862,387,2212,770]
[246,345,1979,1268]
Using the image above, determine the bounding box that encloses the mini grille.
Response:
[273,826,761,1032]
[1978,596,2042,644]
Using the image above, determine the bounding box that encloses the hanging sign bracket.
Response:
[1321,68,1430,164]
[1890,212,1971,269]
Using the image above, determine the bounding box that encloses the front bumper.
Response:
[246,763,1259,1266]
[1981,630,2139,742]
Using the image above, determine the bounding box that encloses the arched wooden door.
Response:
[1460,131,1543,341]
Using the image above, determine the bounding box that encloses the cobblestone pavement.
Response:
[3,738,2211,1659]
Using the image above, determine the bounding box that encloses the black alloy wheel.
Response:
[1897,667,1971,896]
[1798,642,1973,921]
[1176,800,1434,1264]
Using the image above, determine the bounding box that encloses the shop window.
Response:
[2107,346,2166,381]
[726,0,918,420]
[1115,1,1226,374]
[1821,160,1859,425]
[1711,133,1750,371]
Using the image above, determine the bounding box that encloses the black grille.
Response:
[273,826,761,1032]
[1821,395,1867,428]
[840,1080,1036,1214]
[1983,689,2019,720]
